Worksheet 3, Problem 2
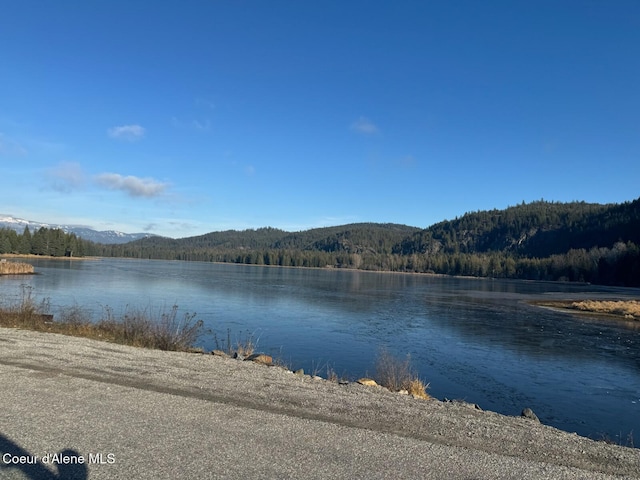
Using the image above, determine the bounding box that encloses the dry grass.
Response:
[0,288,204,352]
[0,261,34,275]
[325,365,349,383]
[234,336,256,357]
[598,430,635,448]
[0,286,51,328]
[570,300,640,319]
[310,361,348,383]
[532,299,640,321]
[407,378,431,399]
[212,328,258,358]
[96,305,204,351]
[375,348,430,399]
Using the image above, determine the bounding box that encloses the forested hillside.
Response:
[392,199,640,286]
[395,199,640,257]
[91,223,421,269]
[4,199,639,286]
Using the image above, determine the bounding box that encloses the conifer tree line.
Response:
[91,240,640,287]
[0,226,90,257]
[2,199,639,287]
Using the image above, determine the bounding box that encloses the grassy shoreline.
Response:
[0,253,101,261]
[0,289,204,353]
[530,299,640,320]
[0,289,430,398]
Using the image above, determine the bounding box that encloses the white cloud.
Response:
[46,161,86,192]
[350,117,379,135]
[107,124,146,141]
[244,165,256,176]
[95,173,168,198]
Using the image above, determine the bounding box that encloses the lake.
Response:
[2,257,639,445]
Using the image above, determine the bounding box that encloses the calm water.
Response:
[2,258,640,444]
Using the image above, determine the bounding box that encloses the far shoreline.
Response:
[0,253,102,261]
[3,253,624,287]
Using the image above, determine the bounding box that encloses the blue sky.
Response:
[1,1,638,238]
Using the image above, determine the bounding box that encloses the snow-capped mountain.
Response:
[0,215,157,244]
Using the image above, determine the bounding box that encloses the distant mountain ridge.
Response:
[3,198,639,286]
[105,199,640,259]
[90,198,640,286]
[0,215,155,244]
[112,222,421,256]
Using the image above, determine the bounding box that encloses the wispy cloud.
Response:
[169,220,200,231]
[0,133,28,156]
[192,119,211,131]
[95,173,168,198]
[45,161,86,193]
[171,117,211,131]
[244,165,256,176]
[195,97,216,109]
[107,124,146,141]
[280,215,360,232]
[350,117,379,135]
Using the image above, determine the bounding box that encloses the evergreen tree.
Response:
[0,234,12,254]
[18,226,32,254]
[31,228,48,255]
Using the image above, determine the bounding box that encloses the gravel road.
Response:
[1,327,638,479]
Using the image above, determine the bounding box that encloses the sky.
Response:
[1,1,639,238]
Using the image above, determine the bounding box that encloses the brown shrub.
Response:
[375,348,430,399]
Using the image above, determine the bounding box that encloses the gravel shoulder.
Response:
[1,327,639,479]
